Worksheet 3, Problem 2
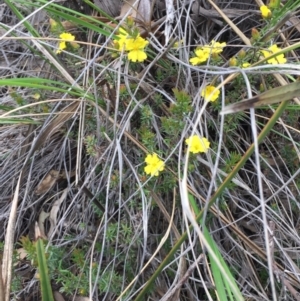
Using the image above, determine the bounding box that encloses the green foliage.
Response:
[98,269,123,294]
[10,90,26,106]
[171,88,192,117]
[161,116,185,136]
[223,151,242,173]
[120,222,134,244]
[36,237,54,301]
[106,223,118,242]
[157,172,177,191]
[139,125,156,151]
[84,135,97,157]
[281,144,297,172]
[161,89,192,137]
[140,105,153,125]
[16,234,136,296]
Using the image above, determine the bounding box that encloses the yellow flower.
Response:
[144,153,165,176]
[114,28,129,50]
[261,44,287,64]
[189,48,210,65]
[203,40,226,54]
[189,40,226,65]
[113,28,149,62]
[201,85,220,102]
[185,136,210,154]
[242,62,251,68]
[260,5,271,19]
[56,32,75,54]
[125,36,149,62]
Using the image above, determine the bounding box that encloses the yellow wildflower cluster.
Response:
[261,44,286,64]
[190,40,226,65]
[114,28,149,63]
[185,135,210,154]
[144,153,165,176]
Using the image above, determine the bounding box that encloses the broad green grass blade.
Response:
[188,194,242,301]
[0,78,93,99]
[17,0,115,36]
[36,238,54,301]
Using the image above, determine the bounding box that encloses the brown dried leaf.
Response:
[38,210,50,239]
[54,291,66,301]
[48,188,68,238]
[34,170,60,195]
[16,248,28,261]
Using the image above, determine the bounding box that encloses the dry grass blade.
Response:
[29,101,80,153]
[207,0,250,45]
[48,188,69,238]
[221,81,300,114]
[0,264,4,301]
[2,175,21,301]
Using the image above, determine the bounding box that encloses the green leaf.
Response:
[188,194,243,301]
[36,237,54,301]
[0,118,40,124]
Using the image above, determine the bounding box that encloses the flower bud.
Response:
[49,18,59,32]
[238,49,246,59]
[269,0,279,9]
[229,57,237,66]
[251,28,260,41]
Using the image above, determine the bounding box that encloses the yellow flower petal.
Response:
[125,36,149,51]
[189,49,210,65]
[260,5,271,18]
[144,153,165,176]
[201,85,220,102]
[261,44,287,64]
[189,40,226,65]
[114,28,129,50]
[189,57,202,65]
[59,32,75,41]
[56,33,76,54]
[242,62,251,68]
[208,40,226,54]
[128,49,147,62]
[185,136,210,154]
